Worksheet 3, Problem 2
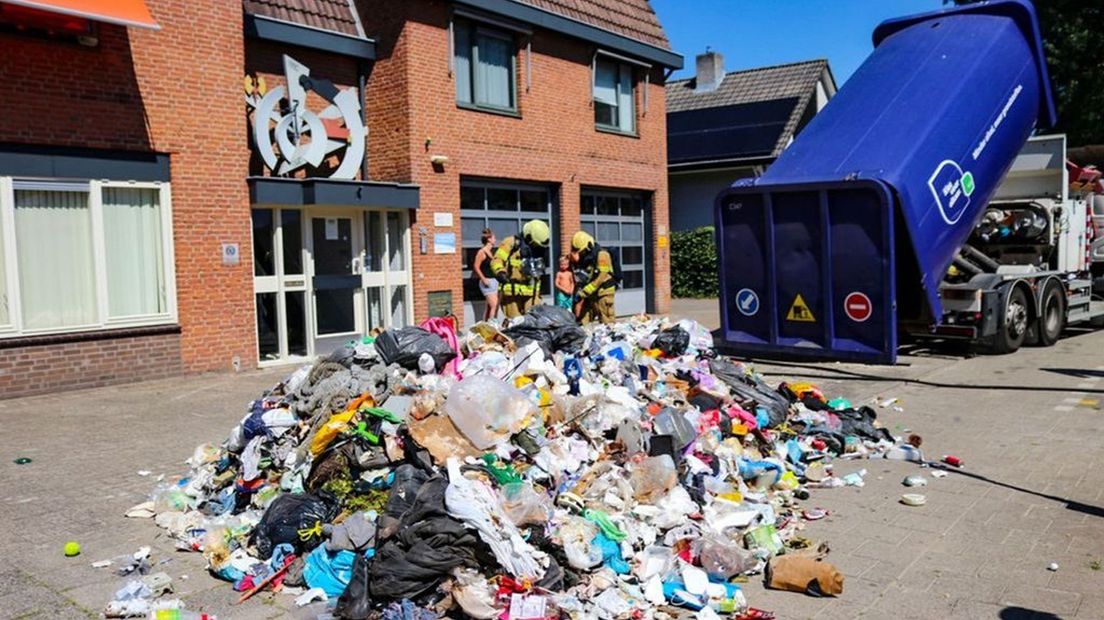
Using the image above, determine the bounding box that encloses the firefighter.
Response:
[571,231,617,324]
[490,219,551,319]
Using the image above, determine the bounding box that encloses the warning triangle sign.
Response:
[786,294,816,322]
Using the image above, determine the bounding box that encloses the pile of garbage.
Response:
[121,306,922,619]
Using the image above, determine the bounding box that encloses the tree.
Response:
[949,0,1103,147]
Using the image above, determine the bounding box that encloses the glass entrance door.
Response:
[310,215,360,355]
[253,207,413,364]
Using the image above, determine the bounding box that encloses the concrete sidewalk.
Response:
[1,302,1103,618]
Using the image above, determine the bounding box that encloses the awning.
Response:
[3,0,159,29]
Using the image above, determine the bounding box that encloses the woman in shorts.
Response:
[472,228,499,320]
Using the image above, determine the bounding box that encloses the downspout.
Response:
[358,60,372,180]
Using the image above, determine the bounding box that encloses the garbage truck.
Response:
[713,0,1104,364]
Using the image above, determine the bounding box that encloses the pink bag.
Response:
[726,405,758,430]
[419,317,462,379]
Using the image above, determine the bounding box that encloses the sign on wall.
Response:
[244,55,367,180]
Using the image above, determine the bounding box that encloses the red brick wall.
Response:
[0,0,256,389]
[363,0,671,321]
[130,1,255,373]
[0,331,182,400]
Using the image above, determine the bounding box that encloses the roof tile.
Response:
[517,0,670,50]
[243,0,362,38]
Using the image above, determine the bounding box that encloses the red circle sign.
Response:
[844,292,872,322]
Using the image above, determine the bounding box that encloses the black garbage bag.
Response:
[505,305,586,355]
[709,358,791,427]
[551,324,587,352]
[369,476,481,601]
[504,325,555,355]
[654,326,690,356]
[524,305,577,329]
[374,327,456,371]
[251,491,340,559]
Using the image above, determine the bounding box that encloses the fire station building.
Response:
[0,0,680,398]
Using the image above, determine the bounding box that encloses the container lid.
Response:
[872,0,1057,128]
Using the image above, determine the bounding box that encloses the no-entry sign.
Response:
[844,292,872,322]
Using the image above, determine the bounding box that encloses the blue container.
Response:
[714,0,1055,363]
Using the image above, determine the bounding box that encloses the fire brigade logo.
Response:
[244,55,367,180]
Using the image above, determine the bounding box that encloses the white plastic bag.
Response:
[445,375,536,449]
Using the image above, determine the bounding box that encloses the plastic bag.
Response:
[500,481,552,527]
[559,516,602,570]
[445,375,537,449]
[653,326,690,356]
[696,536,757,580]
[629,455,677,500]
[309,409,357,456]
[303,544,358,597]
[251,492,340,559]
[374,327,457,372]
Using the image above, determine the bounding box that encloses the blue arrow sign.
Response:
[735,288,759,316]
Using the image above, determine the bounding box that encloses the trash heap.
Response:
[124,306,922,619]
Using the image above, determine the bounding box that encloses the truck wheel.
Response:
[991,287,1029,354]
[1033,283,1065,346]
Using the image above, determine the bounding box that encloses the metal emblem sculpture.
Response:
[245,55,367,180]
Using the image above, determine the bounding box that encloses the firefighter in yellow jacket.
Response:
[490,219,551,319]
[571,231,617,324]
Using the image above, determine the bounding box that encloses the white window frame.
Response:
[452,17,519,114]
[593,51,645,135]
[0,177,177,338]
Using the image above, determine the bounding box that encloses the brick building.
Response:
[0,0,680,398]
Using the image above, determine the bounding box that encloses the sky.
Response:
[651,0,946,85]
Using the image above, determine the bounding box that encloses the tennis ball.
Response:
[63,541,81,557]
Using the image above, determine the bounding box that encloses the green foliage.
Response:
[948,0,1104,146]
[670,226,718,298]
[321,475,389,513]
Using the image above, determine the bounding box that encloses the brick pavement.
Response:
[0,302,1102,618]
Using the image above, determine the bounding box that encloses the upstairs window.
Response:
[454,18,517,113]
[594,57,636,134]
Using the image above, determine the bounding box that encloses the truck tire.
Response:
[991,286,1029,354]
[1032,283,1065,346]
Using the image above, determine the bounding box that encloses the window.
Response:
[454,18,517,113]
[0,179,175,336]
[593,57,636,134]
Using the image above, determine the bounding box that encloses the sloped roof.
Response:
[243,0,364,38]
[243,0,669,50]
[517,0,670,50]
[666,59,834,165]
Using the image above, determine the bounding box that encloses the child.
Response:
[554,256,575,311]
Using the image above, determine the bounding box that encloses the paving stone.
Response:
[998,585,1082,616]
